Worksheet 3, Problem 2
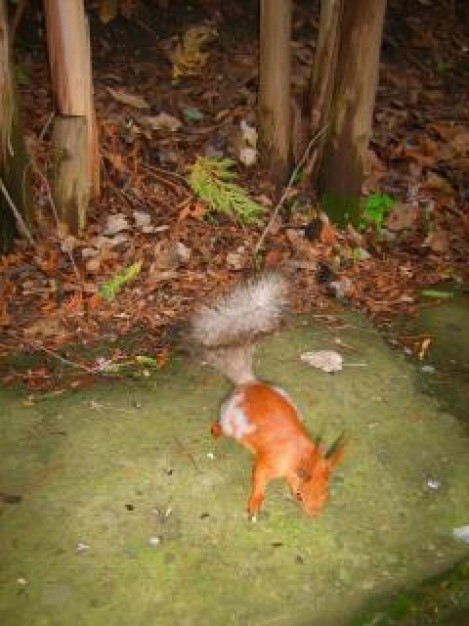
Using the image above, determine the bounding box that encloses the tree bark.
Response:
[0,0,33,253]
[259,0,291,184]
[310,0,342,141]
[43,0,100,233]
[51,116,89,234]
[316,0,387,226]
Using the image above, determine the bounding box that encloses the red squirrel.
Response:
[191,273,345,518]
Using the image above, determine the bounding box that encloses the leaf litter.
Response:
[1,0,468,390]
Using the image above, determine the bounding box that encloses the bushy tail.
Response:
[191,273,288,385]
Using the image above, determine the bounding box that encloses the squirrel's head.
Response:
[294,438,345,516]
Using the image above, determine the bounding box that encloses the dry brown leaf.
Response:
[63,292,84,315]
[422,228,450,254]
[320,221,337,246]
[178,201,207,221]
[106,87,150,110]
[418,337,432,360]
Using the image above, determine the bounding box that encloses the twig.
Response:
[140,163,192,193]
[0,176,37,249]
[254,125,328,258]
[36,345,95,374]
[38,111,55,142]
[29,162,82,282]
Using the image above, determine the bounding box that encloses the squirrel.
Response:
[191,273,345,519]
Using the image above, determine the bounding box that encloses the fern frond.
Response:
[188,157,264,224]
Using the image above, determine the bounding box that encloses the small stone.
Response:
[76,541,90,553]
[148,536,161,547]
[453,525,469,543]
[426,477,441,491]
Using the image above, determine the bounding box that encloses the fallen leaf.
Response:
[320,219,337,246]
[239,146,257,166]
[138,112,182,132]
[418,337,432,360]
[106,87,150,109]
[300,350,343,373]
[104,214,130,236]
[171,25,218,79]
[178,201,207,221]
[422,172,454,194]
[63,292,83,315]
[152,240,180,271]
[226,250,245,269]
[133,211,152,228]
[422,228,449,254]
[386,202,419,232]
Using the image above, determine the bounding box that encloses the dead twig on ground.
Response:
[35,344,96,373]
[254,126,328,259]
[29,162,82,282]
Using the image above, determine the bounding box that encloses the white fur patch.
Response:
[273,386,304,421]
[219,390,256,440]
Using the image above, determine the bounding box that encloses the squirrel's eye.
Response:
[296,491,303,501]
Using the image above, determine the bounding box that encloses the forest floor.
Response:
[0,0,468,390]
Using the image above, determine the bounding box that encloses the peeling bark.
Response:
[44,0,100,233]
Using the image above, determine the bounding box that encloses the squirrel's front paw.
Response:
[211,422,222,438]
[248,495,263,521]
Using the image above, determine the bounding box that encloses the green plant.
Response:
[188,157,264,225]
[99,261,142,301]
[360,192,395,231]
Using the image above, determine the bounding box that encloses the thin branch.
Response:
[0,176,37,249]
[140,162,193,193]
[36,345,95,373]
[38,111,55,142]
[254,125,328,258]
[29,162,82,282]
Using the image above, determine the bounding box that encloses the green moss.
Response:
[321,190,361,227]
[0,311,468,625]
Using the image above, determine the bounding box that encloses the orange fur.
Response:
[213,382,345,517]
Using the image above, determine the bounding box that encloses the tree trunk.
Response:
[259,0,291,184]
[316,0,387,226]
[51,116,89,234]
[43,0,100,233]
[310,0,342,143]
[0,0,33,253]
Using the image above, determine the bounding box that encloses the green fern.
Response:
[188,157,264,224]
